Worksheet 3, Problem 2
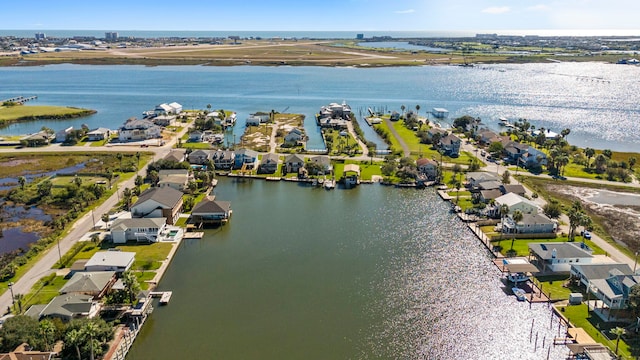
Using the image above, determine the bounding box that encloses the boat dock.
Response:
[150,291,173,305]
[183,232,204,239]
[2,95,37,104]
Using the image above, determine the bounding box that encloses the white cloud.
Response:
[481,6,511,14]
[395,9,415,14]
[526,4,550,12]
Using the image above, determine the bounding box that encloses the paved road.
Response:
[383,118,410,157]
[0,133,186,313]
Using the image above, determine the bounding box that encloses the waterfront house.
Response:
[189,130,204,142]
[246,113,269,126]
[317,102,351,129]
[169,102,183,114]
[59,271,117,299]
[21,131,51,147]
[84,251,136,273]
[206,111,223,125]
[503,141,529,163]
[131,187,183,225]
[191,196,232,225]
[501,213,556,234]
[188,149,213,165]
[493,192,541,215]
[309,155,332,175]
[438,134,461,157]
[212,150,235,170]
[284,128,306,145]
[528,242,593,273]
[234,149,258,169]
[87,127,111,141]
[38,294,99,322]
[416,158,438,179]
[56,126,73,143]
[153,115,176,127]
[158,169,190,192]
[590,271,640,310]
[118,118,161,142]
[571,263,634,290]
[477,180,502,191]
[259,153,279,174]
[110,218,167,243]
[154,103,173,116]
[285,154,305,173]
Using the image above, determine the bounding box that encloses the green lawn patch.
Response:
[0,104,95,122]
[21,275,67,311]
[135,271,156,290]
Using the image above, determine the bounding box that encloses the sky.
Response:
[5,0,640,33]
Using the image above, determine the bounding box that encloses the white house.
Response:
[529,242,594,272]
[118,118,162,142]
[502,213,556,234]
[84,251,136,273]
[494,192,541,215]
[87,127,111,141]
[168,102,182,114]
[110,218,167,243]
[56,127,73,143]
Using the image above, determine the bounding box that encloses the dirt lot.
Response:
[549,184,640,251]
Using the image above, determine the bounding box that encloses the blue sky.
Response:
[6,0,640,32]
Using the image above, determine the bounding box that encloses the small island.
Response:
[0,100,96,126]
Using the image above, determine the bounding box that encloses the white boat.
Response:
[507,272,531,284]
[512,287,526,301]
[498,117,509,126]
[324,179,336,190]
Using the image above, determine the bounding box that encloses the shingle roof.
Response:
[572,263,633,281]
[111,218,166,231]
[60,271,115,294]
[529,242,593,260]
[40,294,94,319]
[133,187,183,208]
[192,197,231,214]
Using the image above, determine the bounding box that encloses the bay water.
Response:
[127,179,567,359]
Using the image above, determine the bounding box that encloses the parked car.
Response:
[583,231,592,239]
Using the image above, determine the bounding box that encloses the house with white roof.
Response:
[493,192,541,216]
[84,251,136,273]
[87,127,111,141]
[158,169,190,192]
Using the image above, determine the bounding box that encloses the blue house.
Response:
[234,149,258,169]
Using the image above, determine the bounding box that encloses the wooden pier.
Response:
[149,291,173,305]
[2,95,37,104]
[183,232,204,239]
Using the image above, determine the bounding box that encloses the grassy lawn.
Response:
[181,142,212,149]
[21,275,67,311]
[447,190,471,197]
[490,235,605,258]
[66,241,173,265]
[560,304,633,359]
[390,120,423,154]
[532,274,578,301]
[135,271,156,290]
[333,161,382,181]
[0,104,94,122]
[373,122,402,153]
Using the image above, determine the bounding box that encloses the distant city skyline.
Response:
[6,0,640,33]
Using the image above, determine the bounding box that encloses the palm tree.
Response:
[499,204,510,247]
[584,147,595,168]
[116,153,123,172]
[83,321,99,360]
[567,201,587,241]
[39,319,55,351]
[594,153,608,173]
[18,176,26,190]
[510,210,523,251]
[400,104,406,117]
[556,155,570,177]
[65,329,83,360]
[135,152,141,170]
[415,104,420,116]
[610,327,626,355]
[561,128,571,139]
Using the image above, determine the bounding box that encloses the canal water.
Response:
[128,179,567,359]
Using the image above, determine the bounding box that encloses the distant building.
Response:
[105,32,119,40]
[84,251,136,273]
[356,34,364,40]
[35,32,46,40]
[118,118,161,142]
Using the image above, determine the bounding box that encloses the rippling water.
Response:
[128,180,567,359]
[1,62,639,151]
